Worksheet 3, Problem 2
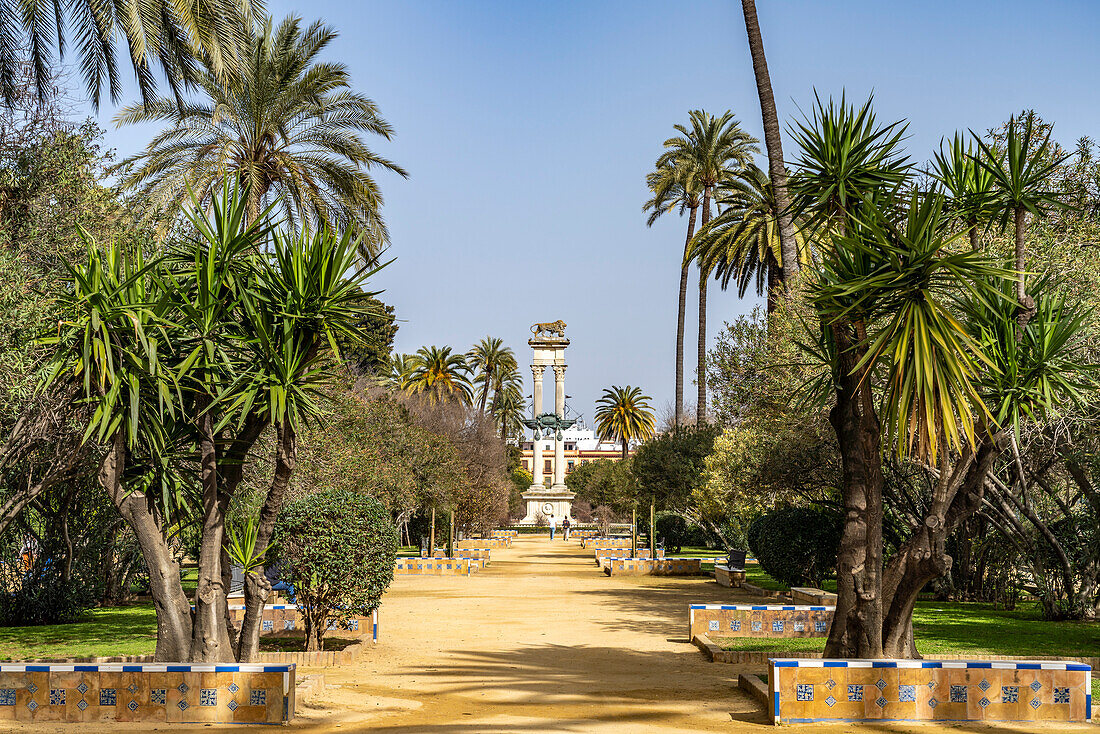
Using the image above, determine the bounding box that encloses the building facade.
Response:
[518,422,632,482]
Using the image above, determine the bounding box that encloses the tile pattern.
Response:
[687,604,835,641]
[0,664,295,724]
[223,605,371,639]
[593,548,664,564]
[605,558,702,577]
[769,659,1092,724]
[394,558,479,576]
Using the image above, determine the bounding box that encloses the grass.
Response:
[257,634,358,653]
[714,600,1100,659]
[0,605,157,661]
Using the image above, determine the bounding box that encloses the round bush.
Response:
[655,514,688,553]
[746,507,841,588]
[274,488,398,650]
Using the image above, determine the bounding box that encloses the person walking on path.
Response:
[548,514,556,540]
[562,516,571,541]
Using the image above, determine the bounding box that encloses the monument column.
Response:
[552,364,567,489]
[530,365,545,487]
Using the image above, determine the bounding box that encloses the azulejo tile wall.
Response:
[603,558,702,576]
[218,605,372,639]
[394,558,478,575]
[769,658,1092,724]
[592,548,664,564]
[489,529,518,538]
[688,604,834,641]
[0,663,294,724]
[581,537,632,549]
[457,537,511,549]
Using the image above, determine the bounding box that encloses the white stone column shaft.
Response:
[552,365,566,487]
[531,366,545,486]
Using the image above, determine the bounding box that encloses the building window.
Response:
[544,460,552,473]
[566,443,575,450]
[521,460,528,470]
[567,460,575,472]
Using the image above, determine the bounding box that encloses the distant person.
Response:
[562,516,571,541]
[548,513,556,540]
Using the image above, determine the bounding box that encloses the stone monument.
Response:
[519,321,575,524]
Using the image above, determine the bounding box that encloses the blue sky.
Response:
[85,0,1100,422]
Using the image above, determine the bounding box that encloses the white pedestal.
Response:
[518,487,575,525]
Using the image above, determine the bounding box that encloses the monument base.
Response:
[518,486,575,525]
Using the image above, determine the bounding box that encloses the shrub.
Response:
[746,507,841,588]
[274,488,398,651]
[655,514,688,553]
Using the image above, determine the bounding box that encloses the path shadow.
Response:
[576,580,755,637]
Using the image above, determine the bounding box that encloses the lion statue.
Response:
[531,320,567,338]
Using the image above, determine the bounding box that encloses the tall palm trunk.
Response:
[741,0,798,287]
[697,191,712,424]
[675,205,698,428]
[766,251,782,316]
[1014,205,1036,333]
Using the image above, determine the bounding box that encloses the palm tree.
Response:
[490,376,526,441]
[594,386,656,462]
[0,0,257,109]
[930,134,994,251]
[739,0,800,287]
[690,163,804,315]
[467,337,517,415]
[403,346,473,405]
[114,15,408,261]
[657,110,758,423]
[644,160,702,429]
[973,113,1069,328]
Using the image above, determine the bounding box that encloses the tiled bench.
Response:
[219,606,376,640]
[688,604,833,641]
[791,586,838,605]
[603,558,702,576]
[581,537,632,549]
[434,548,491,564]
[489,530,517,539]
[573,529,599,540]
[394,558,478,575]
[458,537,510,549]
[714,565,746,587]
[769,658,1092,725]
[593,548,664,564]
[0,663,294,724]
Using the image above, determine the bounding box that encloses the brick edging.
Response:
[9,642,369,668]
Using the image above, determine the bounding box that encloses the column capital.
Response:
[531,364,546,379]
[552,364,567,380]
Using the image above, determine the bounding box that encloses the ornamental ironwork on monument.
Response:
[521,412,578,441]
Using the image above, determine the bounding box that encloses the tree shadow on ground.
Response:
[575,581,757,637]
[328,642,765,733]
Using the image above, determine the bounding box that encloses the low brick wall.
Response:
[593,548,664,564]
[791,586,838,605]
[769,658,1092,725]
[714,565,746,588]
[0,663,294,724]
[688,604,833,641]
[489,530,517,539]
[603,558,702,576]
[581,537,632,549]
[394,558,478,575]
[457,537,510,549]
[573,529,599,540]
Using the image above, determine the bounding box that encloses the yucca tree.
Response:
[930,133,994,250]
[403,346,473,405]
[115,15,407,261]
[657,111,759,423]
[594,386,656,462]
[690,163,805,314]
[740,0,800,287]
[644,160,702,429]
[0,0,258,108]
[789,92,911,235]
[973,113,1070,325]
[467,337,517,415]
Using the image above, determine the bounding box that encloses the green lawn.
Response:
[0,605,157,661]
[714,600,1100,659]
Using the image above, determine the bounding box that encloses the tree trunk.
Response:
[631,506,637,558]
[675,205,698,428]
[237,421,297,662]
[650,501,656,556]
[100,431,192,661]
[697,192,711,424]
[824,323,884,659]
[430,507,436,553]
[190,397,234,662]
[1014,205,1036,334]
[968,222,979,251]
[741,0,798,287]
[766,252,782,317]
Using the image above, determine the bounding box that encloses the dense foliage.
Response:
[746,507,842,588]
[274,489,397,651]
